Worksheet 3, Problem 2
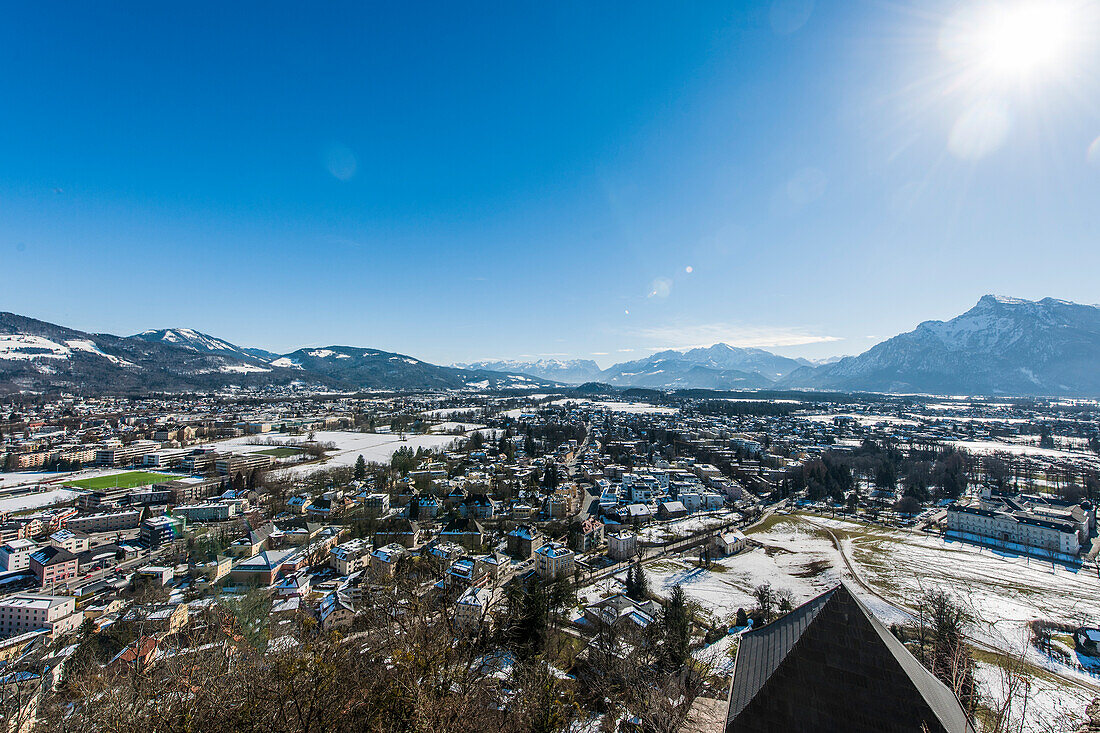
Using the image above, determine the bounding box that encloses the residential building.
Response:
[64,510,141,533]
[139,515,186,548]
[454,586,492,632]
[0,595,81,638]
[607,530,637,561]
[29,546,79,587]
[0,539,40,572]
[506,525,542,560]
[533,542,574,579]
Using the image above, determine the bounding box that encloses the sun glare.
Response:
[943,1,1082,83]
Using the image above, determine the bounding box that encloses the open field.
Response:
[268,430,465,474]
[0,488,81,514]
[65,471,175,490]
[633,511,1100,729]
[255,447,302,458]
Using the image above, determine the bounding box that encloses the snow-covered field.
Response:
[636,510,742,543]
[552,399,678,414]
[639,519,847,624]
[947,440,1097,462]
[804,413,919,427]
[269,430,465,473]
[0,488,81,514]
[633,512,1100,726]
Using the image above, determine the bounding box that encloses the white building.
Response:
[534,542,575,579]
[329,538,373,575]
[454,586,492,632]
[712,530,748,556]
[0,539,40,572]
[946,497,1083,559]
[0,595,81,638]
[607,530,637,561]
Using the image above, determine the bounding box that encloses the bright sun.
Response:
[943,1,1082,83]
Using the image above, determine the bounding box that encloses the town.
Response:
[0,387,1098,731]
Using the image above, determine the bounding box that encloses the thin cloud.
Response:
[631,322,841,350]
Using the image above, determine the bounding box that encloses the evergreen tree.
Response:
[354,454,367,480]
[661,584,691,670]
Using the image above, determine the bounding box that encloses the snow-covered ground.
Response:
[638,519,847,625]
[268,430,464,473]
[0,488,81,514]
[429,421,487,433]
[551,399,678,414]
[636,510,742,543]
[947,439,1098,462]
[634,512,1100,726]
[804,413,919,427]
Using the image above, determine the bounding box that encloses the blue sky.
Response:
[2,1,1099,366]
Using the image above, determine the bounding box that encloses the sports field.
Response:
[256,447,301,458]
[65,471,176,490]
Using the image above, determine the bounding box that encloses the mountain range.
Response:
[2,295,1099,396]
[0,315,546,394]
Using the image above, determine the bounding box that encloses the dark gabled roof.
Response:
[30,545,78,566]
[442,516,484,534]
[727,586,834,723]
[726,582,976,733]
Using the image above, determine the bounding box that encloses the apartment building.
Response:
[0,595,81,638]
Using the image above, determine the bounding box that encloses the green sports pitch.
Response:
[65,471,177,490]
[255,447,302,458]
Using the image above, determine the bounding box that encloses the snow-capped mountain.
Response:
[0,316,552,394]
[597,352,774,390]
[459,358,602,384]
[592,343,805,389]
[784,295,1100,396]
[655,343,807,380]
[0,313,310,394]
[283,347,551,390]
[133,328,273,363]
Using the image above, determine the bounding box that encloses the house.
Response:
[607,530,637,561]
[329,538,373,575]
[370,543,407,577]
[361,493,390,517]
[571,517,604,552]
[107,635,159,671]
[584,593,661,630]
[454,586,492,632]
[439,516,485,550]
[533,542,574,579]
[122,603,189,634]
[275,571,312,597]
[712,530,748,556]
[462,494,497,519]
[318,592,355,630]
[29,546,79,588]
[374,519,422,549]
[506,525,542,560]
[657,500,688,521]
[725,583,976,732]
